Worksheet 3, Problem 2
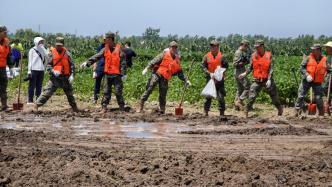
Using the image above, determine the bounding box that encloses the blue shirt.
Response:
[95,43,105,76]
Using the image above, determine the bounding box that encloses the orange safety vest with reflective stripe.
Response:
[51,47,71,76]
[104,43,121,75]
[306,53,327,84]
[0,38,10,68]
[206,51,223,73]
[157,51,182,80]
[252,51,272,80]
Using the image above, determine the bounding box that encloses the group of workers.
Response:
[0,25,331,118]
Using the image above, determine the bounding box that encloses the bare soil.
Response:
[1,97,332,186]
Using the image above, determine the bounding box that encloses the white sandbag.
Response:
[201,79,217,98]
[214,66,226,81]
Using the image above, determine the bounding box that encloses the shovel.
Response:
[13,61,23,110]
[324,75,331,116]
[175,60,195,116]
[308,87,316,115]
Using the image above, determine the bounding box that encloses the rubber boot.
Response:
[101,105,107,113]
[72,105,79,113]
[318,107,324,116]
[1,99,8,111]
[277,105,283,116]
[159,105,166,114]
[220,110,227,121]
[119,105,125,111]
[204,110,209,117]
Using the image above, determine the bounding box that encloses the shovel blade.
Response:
[175,107,183,116]
[308,103,317,115]
[13,103,23,110]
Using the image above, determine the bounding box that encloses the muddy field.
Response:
[1,98,332,186]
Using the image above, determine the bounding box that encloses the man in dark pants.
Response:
[139,41,191,114]
[294,44,332,116]
[0,26,14,111]
[92,40,105,104]
[81,32,127,113]
[201,40,228,119]
[123,41,137,68]
[35,37,78,112]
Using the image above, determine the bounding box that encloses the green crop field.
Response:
[7,28,331,106]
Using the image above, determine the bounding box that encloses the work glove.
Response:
[121,75,127,81]
[142,67,148,75]
[52,70,60,77]
[266,79,272,88]
[210,73,214,79]
[80,61,88,69]
[69,75,74,84]
[238,72,247,79]
[185,80,192,87]
[306,75,313,82]
[93,72,97,79]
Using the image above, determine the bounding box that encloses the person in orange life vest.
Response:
[294,44,332,116]
[35,37,78,112]
[239,40,283,118]
[0,25,14,111]
[139,41,191,114]
[201,40,228,118]
[81,32,127,113]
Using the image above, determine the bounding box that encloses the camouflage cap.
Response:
[210,40,220,46]
[324,41,332,48]
[241,39,249,45]
[254,40,264,47]
[169,41,178,47]
[104,32,115,39]
[55,37,64,46]
[0,25,7,32]
[310,44,322,50]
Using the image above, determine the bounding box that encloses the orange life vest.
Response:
[206,51,223,73]
[104,43,121,75]
[157,51,182,80]
[306,53,327,84]
[51,47,71,76]
[0,38,10,68]
[252,51,272,80]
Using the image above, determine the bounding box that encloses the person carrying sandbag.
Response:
[201,40,228,120]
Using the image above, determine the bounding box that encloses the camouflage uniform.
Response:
[322,55,332,100]
[245,50,282,113]
[233,47,251,103]
[35,46,77,109]
[85,43,126,110]
[295,54,332,114]
[201,52,228,115]
[140,51,188,112]
[0,27,13,110]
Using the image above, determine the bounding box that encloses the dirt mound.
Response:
[180,125,328,136]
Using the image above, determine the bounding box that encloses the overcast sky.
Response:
[0,0,331,38]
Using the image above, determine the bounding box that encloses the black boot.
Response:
[219,110,227,121]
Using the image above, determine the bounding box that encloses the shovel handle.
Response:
[178,59,196,107]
